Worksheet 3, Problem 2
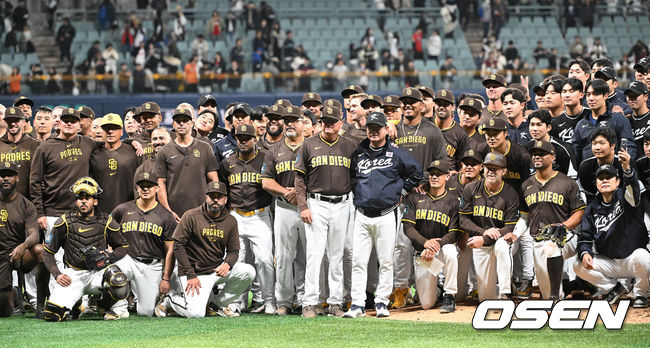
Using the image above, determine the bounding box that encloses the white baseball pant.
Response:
[456,245,472,300]
[168,263,255,318]
[274,200,306,307]
[303,196,350,306]
[533,236,577,299]
[343,193,355,301]
[393,204,413,288]
[414,244,458,309]
[573,248,650,297]
[350,209,397,307]
[232,208,276,307]
[473,238,514,301]
[115,258,178,316]
[293,237,306,305]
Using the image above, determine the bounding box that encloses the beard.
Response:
[0,181,15,196]
[267,124,284,137]
[208,203,224,215]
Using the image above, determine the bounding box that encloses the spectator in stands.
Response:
[533,41,548,64]
[45,0,57,31]
[102,43,119,74]
[118,63,131,93]
[225,11,237,47]
[333,58,350,91]
[564,0,579,28]
[20,24,34,53]
[440,56,457,89]
[207,11,223,43]
[4,27,16,55]
[570,36,585,58]
[152,10,164,44]
[98,0,116,31]
[379,49,393,88]
[87,41,101,63]
[426,30,442,63]
[120,19,134,54]
[481,50,500,76]
[629,40,649,62]
[252,47,264,73]
[441,0,459,38]
[191,34,210,62]
[504,40,518,63]
[132,41,146,66]
[230,38,244,66]
[56,18,75,62]
[405,60,419,87]
[185,55,199,93]
[394,48,408,84]
[388,31,400,59]
[590,37,608,60]
[212,52,227,92]
[172,5,187,41]
[479,0,491,40]
[253,30,264,52]
[260,1,276,26]
[361,43,379,71]
[132,63,146,93]
[361,28,376,48]
[581,0,595,31]
[297,56,315,91]
[245,1,260,31]
[227,60,242,91]
[45,67,61,94]
[11,0,27,31]
[8,67,20,94]
[491,0,505,39]
[27,64,44,95]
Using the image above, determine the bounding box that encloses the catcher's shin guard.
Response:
[98,264,131,310]
[42,301,70,322]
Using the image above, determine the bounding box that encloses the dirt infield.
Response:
[367,301,650,324]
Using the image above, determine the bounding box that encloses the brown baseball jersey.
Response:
[0,134,40,198]
[459,178,520,245]
[478,140,533,194]
[172,204,239,278]
[91,144,141,214]
[440,121,469,169]
[294,134,357,210]
[521,172,585,237]
[133,131,156,160]
[30,136,103,217]
[394,118,447,175]
[111,200,177,260]
[257,136,284,152]
[401,190,461,251]
[155,138,219,216]
[467,128,486,148]
[0,193,38,256]
[260,139,303,188]
[219,149,272,211]
[341,123,367,146]
[446,173,475,197]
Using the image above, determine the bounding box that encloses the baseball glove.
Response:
[535,223,571,247]
[80,246,114,271]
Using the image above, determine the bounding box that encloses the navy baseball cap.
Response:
[596,164,618,178]
[594,66,618,81]
[366,112,387,127]
[625,81,648,97]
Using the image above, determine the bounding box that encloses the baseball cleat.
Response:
[390,287,409,309]
[514,279,533,300]
[497,293,510,300]
[154,297,170,318]
[633,296,648,308]
[327,304,345,317]
[375,303,390,318]
[103,309,120,320]
[343,305,366,318]
[314,304,326,316]
[248,301,265,313]
[273,305,291,316]
[264,303,277,315]
[301,305,317,318]
[217,306,241,317]
[605,282,628,305]
[440,294,456,313]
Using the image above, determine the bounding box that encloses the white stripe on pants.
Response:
[303,197,350,306]
[273,200,306,307]
[232,208,275,306]
[168,263,255,318]
[393,204,413,288]
[350,209,397,307]
[533,236,577,299]
[414,244,458,309]
[573,248,650,297]
[473,238,513,301]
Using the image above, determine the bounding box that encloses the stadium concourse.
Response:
[0,0,648,326]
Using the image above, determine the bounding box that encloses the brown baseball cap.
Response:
[400,87,424,102]
[4,106,25,120]
[508,83,528,97]
[417,85,435,99]
[460,149,483,163]
[284,105,302,119]
[530,140,555,155]
[205,181,227,195]
[483,73,507,87]
[0,161,18,175]
[341,85,364,98]
[433,89,455,105]
[321,105,342,121]
[61,107,81,120]
[323,99,342,110]
[302,92,322,105]
[266,104,286,118]
[483,152,507,167]
[13,96,33,107]
[361,94,383,109]
[77,106,95,119]
[172,106,194,121]
[235,124,256,137]
[426,159,449,174]
[482,118,507,131]
[382,95,400,108]
[458,98,481,114]
[139,102,161,115]
[275,99,293,108]
[134,171,158,185]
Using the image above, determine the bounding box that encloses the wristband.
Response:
[161,278,170,282]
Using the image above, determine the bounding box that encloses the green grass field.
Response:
[1,313,648,348]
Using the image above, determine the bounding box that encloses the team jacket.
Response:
[350,137,422,216]
[550,107,590,145]
[571,110,636,164]
[214,131,237,163]
[578,169,648,260]
[629,110,650,159]
[607,90,633,118]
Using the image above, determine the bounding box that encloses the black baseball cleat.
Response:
[514,279,533,300]
[604,282,628,305]
[440,293,456,313]
[633,296,648,308]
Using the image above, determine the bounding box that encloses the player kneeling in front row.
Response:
[402,160,462,313]
[42,177,133,321]
[155,182,255,318]
[574,163,650,308]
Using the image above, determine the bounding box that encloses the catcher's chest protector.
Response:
[62,213,110,269]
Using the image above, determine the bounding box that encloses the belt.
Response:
[234,207,265,217]
[133,257,158,264]
[308,193,349,204]
[357,205,397,218]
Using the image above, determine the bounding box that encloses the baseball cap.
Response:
[382,95,400,108]
[323,99,342,110]
[482,118,507,131]
[13,96,33,107]
[458,98,481,114]
[0,161,18,176]
[366,112,387,127]
[341,85,364,98]
[197,94,217,107]
[361,94,383,109]
[139,102,161,115]
[78,106,95,119]
[134,171,158,186]
[594,66,618,81]
[302,92,322,105]
[508,83,528,97]
[235,124,256,137]
[61,107,81,120]
[284,105,302,120]
[530,140,555,155]
[205,181,227,195]
[101,113,124,128]
[625,81,648,97]
[532,82,546,96]
[399,87,424,102]
[172,106,194,121]
[596,164,618,178]
[4,107,24,120]
[321,105,342,121]
[433,89,455,105]
[302,109,317,125]
[232,102,252,117]
[460,149,483,163]
[483,152,507,167]
[634,57,649,73]
[483,73,507,87]
[275,99,293,108]
[417,85,435,99]
[266,104,286,118]
[426,159,449,174]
